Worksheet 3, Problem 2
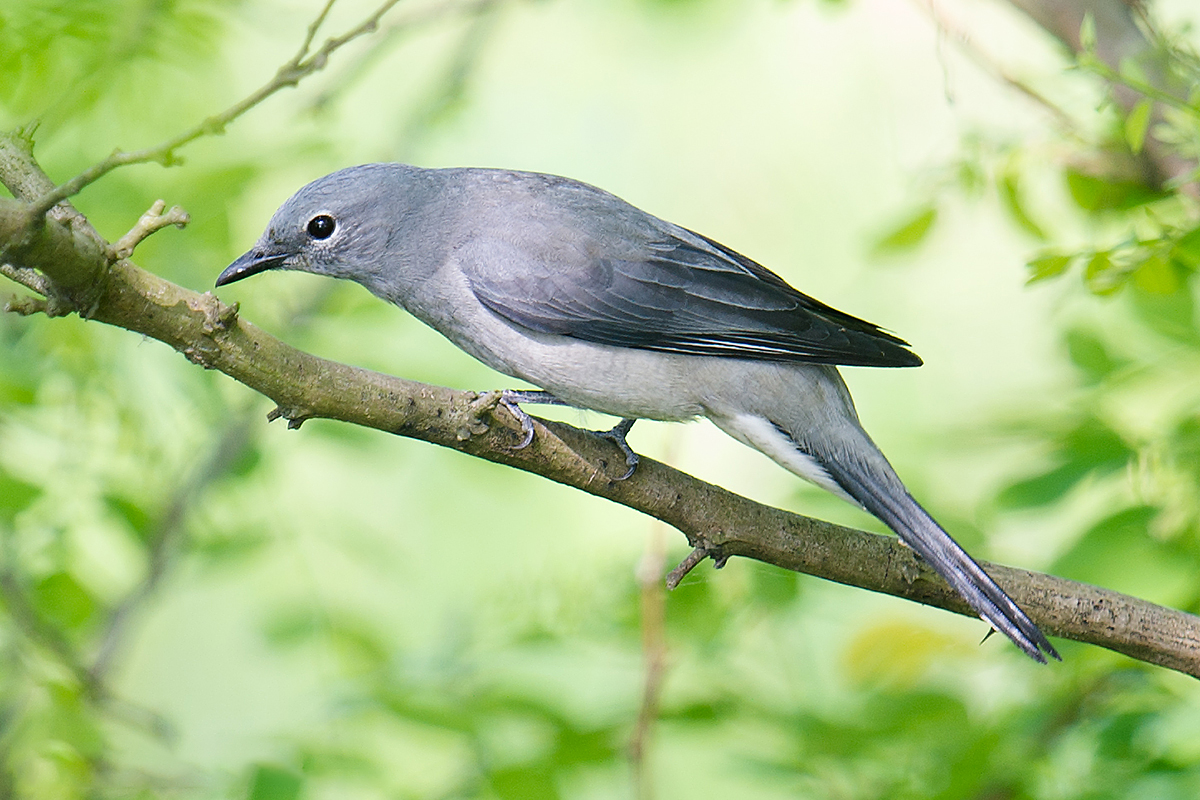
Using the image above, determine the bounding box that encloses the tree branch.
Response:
[1,149,1198,677]
[107,200,191,262]
[23,0,406,222]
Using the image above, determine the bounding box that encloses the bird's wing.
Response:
[460,225,922,368]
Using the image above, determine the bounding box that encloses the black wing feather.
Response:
[465,226,922,369]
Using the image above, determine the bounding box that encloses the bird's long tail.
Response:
[818,445,1060,663]
[716,407,1059,663]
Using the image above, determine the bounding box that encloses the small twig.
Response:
[0,262,50,296]
[2,293,47,316]
[295,0,340,63]
[23,0,405,223]
[107,201,191,262]
[665,547,712,590]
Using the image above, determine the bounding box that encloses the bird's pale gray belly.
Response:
[456,314,711,421]
[395,262,856,425]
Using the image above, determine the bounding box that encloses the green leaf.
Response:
[296,747,377,780]
[996,462,1092,509]
[263,610,389,672]
[263,611,321,648]
[1080,13,1096,52]
[1066,169,1160,212]
[1169,226,1200,270]
[1064,417,1135,468]
[247,764,302,800]
[32,572,97,630]
[45,681,105,756]
[0,470,40,525]
[1084,251,1124,295]
[997,417,1133,508]
[956,160,986,197]
[871,206,938,255]
[1130,285,1200,347]
[1026,252,1073,284]
[1065,328,1125,383]
[1132,253,1181,294]
[226,444,263,478]
[1125,98,1154,155]
[553,725,618,767]
[104,494,153,544]
[1000,169,1046,239]
[660,699,738,723]
[490,765,558,800]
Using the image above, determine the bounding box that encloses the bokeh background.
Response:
[3,0,1200,797]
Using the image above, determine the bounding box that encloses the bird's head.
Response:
[217,163,430,289]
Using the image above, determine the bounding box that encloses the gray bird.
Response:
[217,163,1059,663]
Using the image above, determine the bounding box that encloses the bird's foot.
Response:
[492,390,568,449]
[597,418,639,480]
[494,391,640,480]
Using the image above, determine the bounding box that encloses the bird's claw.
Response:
[499,389,539,449]
[598,418,639,480]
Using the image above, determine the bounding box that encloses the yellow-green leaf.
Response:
[248,765,302,800]
[871,206,938,255]
[1027,252,1072,284]
[1125,98,1153,155]
[1080,13,1096,52]
[1001,170,1047,239]
[1085,251,1124,295]
[1133,254,1181,294]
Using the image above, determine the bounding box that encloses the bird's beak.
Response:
[216,248,290,287]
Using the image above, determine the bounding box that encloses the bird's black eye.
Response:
[307,214,336,240]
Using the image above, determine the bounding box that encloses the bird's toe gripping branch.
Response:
[464,389,540,448]
[596,418,639,480]
[497,389,540,449]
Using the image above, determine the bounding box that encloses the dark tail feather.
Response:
[821,454,1059,664]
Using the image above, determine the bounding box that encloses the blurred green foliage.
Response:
[3,1,1200,799]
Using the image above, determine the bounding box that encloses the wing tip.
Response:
[890,347,923,368]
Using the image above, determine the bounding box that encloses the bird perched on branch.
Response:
[217,163,1059,663]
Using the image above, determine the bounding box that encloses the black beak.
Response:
[216,249,290,287]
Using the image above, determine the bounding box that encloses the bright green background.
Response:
[2,1,1200,798]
